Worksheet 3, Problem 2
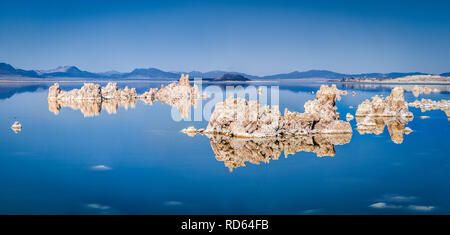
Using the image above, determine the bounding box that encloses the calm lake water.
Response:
[0,80,449,214]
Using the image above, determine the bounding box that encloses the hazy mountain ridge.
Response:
[0,62,447,81]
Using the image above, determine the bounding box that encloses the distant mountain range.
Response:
[207,73,251,81]
[0,62,448,81]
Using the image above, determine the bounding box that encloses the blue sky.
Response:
[0,0,449,75]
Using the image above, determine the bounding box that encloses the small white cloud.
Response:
[91,165,111,171]
[165,201,183,206]
[86,203,111,210]
[369,202,402,209]
[408,205,435,212]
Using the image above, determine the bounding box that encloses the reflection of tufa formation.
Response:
[140,74,202,118]
[355,87,414,144]
[411,85,440,97]
[47,74,202,117]
[207,134,352,172]
[182,84,353,171]
[11,121,22,133]
[409,99,450,121]
[183,84,352,137]
[48,82,138,117]
[356,116,413,144]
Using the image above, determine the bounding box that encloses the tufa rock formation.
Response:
[409,99,450,121]
[48,74,203,117]
[11,121,22,133]
[48,83,102,101]
[183,84,352,138]
[355,87,413,118]
[346,113,354,121]
[48,82,138,101]
[140,74,202,118]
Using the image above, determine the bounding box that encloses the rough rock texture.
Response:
[356,116,413,144]
[47,75,202,117]
[48,83,61,99]
[48,82,138,101]
[48,83,102,101]
[346,113,354,121]
[404,127,413,134]
[11,121,22,133]
[186,84,352,138]
[139,74,202,118]
[355,87,413,117]
[140,88,159,104]
[204,96,282,137]
[206,134,351,172]
[409,99,450,121]
[101,82,138,101]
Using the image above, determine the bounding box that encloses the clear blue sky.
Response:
[0,0,449,75]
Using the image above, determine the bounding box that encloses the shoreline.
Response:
[2,78,450,85]
[0,79,280,83]
[335,80,450,85]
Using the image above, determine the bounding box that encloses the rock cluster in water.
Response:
[48,74,202,117]
[201,134,351,172]
[411,85,440,97]
[48,82,138,117]
[346,113,354,121]
[183,84,351,138]
[354,87,414,144]
[355,87,413,118]
[140,74,202,118]
[409,99,450,121]
[11,121,22,133]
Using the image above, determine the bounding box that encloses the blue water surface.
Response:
[0,81,449,214]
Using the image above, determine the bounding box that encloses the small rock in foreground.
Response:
[11,121,22,133]
[346,113,354,121]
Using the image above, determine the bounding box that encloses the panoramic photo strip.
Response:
[0,0,449,232]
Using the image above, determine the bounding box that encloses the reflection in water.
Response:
[48,98,138,117]
[47,74,202,117]
[340,84,447,97]
[10,121,22,133]
[356,116,413,144]
[409,99,450,121]
[140,74,202,118]
[197,134,352,172]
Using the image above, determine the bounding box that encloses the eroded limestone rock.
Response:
[185,84,352,138]
[11,121,22,133]
[409,99,450,121]
[139,74,202,118]
[346,113,354,121]
[47,75,202,117]
[48,83,102,101]
[355,87,413,118]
